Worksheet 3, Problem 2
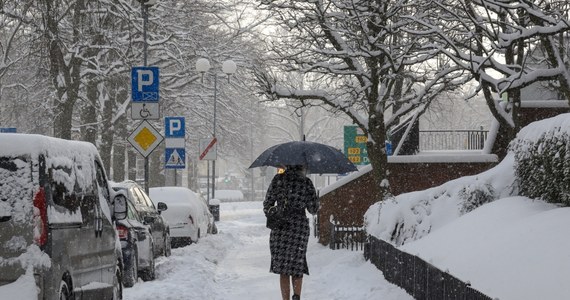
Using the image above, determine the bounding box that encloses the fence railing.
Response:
[419,129,488,151]
[365,235,494,300]
[329,219,366,251]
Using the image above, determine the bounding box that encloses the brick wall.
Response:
[318,160,497,246]
[318,104,569,246]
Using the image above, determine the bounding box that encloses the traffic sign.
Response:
[165,148,185,169]
[127,120,164,157]
[199,138,217,160]
[165,117,185,138]
[165,117,185,169]
[131,102,160,120]
[344,125,369,165]
[131,67,159,102]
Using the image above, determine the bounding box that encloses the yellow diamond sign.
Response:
[134,127,157,150]
[128,120,164,157]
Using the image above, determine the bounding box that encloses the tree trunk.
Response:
[149,148,164,188]
[128,150,138,181]
[113,112,128,182]
[53,98,75,140]
[99,86,115,177]
[81,76,98,144]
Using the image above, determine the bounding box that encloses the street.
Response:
[123,201,413,300]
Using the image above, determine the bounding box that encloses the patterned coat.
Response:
[263,168,319,277]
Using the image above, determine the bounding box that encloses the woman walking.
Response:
[263,165,319,300]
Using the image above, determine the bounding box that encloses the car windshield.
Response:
[127,200,140,221]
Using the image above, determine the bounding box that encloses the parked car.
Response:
[111,180,171,258]
[149,187,217,248]
[0,133,127,299]
[113,190,156,287]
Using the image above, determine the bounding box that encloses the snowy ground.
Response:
[124,201,413,300]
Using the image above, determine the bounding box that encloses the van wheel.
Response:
[123,248,138,288]
[58,280,72,300]
[112,264,123,300]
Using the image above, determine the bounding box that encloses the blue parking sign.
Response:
[132,67,159,102]
[165,117,185,138]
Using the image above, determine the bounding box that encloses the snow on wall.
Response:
[365,113,570,245]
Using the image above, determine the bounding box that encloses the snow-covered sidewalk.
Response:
[124,201,412,300]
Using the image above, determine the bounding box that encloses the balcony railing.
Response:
[419,129,488,151]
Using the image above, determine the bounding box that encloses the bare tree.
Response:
[414,0,570,156]
[256,0,470,199]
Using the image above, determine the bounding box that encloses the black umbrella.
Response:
[249,141,358,174]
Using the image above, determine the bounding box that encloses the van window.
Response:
[49,166,80,212]
[94,162,110,204]
[0,156,34,222]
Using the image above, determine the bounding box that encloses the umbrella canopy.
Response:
[249,141,358,174]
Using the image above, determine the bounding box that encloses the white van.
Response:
[0,134,126,299]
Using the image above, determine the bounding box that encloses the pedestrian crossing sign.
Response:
[165,148,185,169]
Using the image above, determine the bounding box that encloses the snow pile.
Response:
[364,113,570,299]
[365,113,570,245]
[400,197,570,300]
[365,155,515,245]
[0,266,41,299]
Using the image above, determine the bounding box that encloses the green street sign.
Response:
[344,125,369,165]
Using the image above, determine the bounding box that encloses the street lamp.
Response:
[138,0,157,67]
[137,0,156,195]
[195,58,237,203]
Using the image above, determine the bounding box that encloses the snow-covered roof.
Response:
[0,133,98,158]
[319,152,498,197]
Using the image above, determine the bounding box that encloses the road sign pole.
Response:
[142,2,149,193]
[212,75,217,200]
[207,161,210,203]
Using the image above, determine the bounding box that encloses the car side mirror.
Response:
[114,194,128,221]
[157,202,168,212]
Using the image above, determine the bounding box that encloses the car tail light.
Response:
[116,225,129,240]
[33,187,48,247]
[188,215,194,225]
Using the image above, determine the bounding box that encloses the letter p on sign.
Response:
[131,67,159,102]
[138,70,154,91]
[165,117,185,138]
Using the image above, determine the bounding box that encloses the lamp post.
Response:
[138,0,156,195]
[196,58,237,202]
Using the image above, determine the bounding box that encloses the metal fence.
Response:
[366,236,494,300]
[419,129,488,151]
[329,220,366,251]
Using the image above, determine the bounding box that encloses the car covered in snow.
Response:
[111,180,171,258]
[149,187,216,247]
[0,134,126,299]
[113,190,156,287]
